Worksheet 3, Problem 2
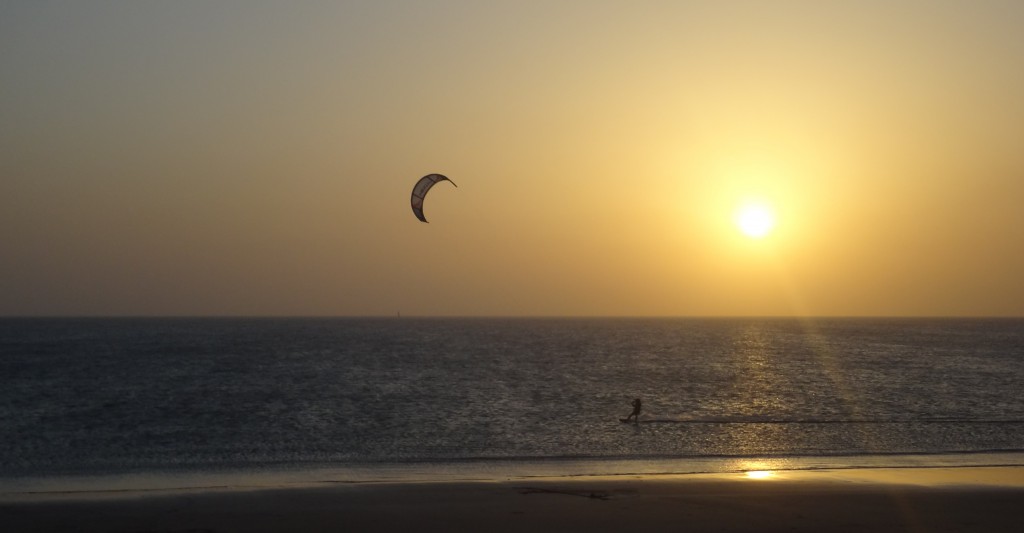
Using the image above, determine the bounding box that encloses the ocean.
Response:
[2,317,1023,489]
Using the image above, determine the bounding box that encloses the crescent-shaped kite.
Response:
[410,173,457,223]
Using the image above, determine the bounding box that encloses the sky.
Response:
[2,0,1023,317]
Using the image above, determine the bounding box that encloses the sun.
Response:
[734,202,776,239]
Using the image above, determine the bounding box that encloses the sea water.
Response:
[1,317,1022,488]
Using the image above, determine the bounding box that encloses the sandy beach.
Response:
[3,467,1023,533]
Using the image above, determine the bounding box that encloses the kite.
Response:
[410,173,457,223]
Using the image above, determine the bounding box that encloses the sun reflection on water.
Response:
[734,459,787,480]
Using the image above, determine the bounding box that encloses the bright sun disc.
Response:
[735,203,776,238]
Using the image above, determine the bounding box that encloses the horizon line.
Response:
[2,314,1022,320]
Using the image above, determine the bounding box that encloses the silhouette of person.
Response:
[625,398,642,424]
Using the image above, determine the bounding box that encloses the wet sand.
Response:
[2,467,1023,532]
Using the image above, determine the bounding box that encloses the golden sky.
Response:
[2,0,1023,316]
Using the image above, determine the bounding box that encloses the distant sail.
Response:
[410,173,457,223]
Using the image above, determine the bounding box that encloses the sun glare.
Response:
[735,202,776,239]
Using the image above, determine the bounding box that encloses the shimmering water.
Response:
[1,317,1022,478]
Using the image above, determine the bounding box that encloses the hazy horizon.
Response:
[3,314,1022,320]
[3,1,1023,317]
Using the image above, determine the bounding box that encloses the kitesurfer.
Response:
[625,398,642,424]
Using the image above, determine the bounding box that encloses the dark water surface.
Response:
[2,317,1022,478]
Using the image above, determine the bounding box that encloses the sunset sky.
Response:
[3,0,1023,317]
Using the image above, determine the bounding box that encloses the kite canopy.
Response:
[410,173,457,223]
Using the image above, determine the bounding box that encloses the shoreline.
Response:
[2,466,1023,532]
[4,451,1024,500]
